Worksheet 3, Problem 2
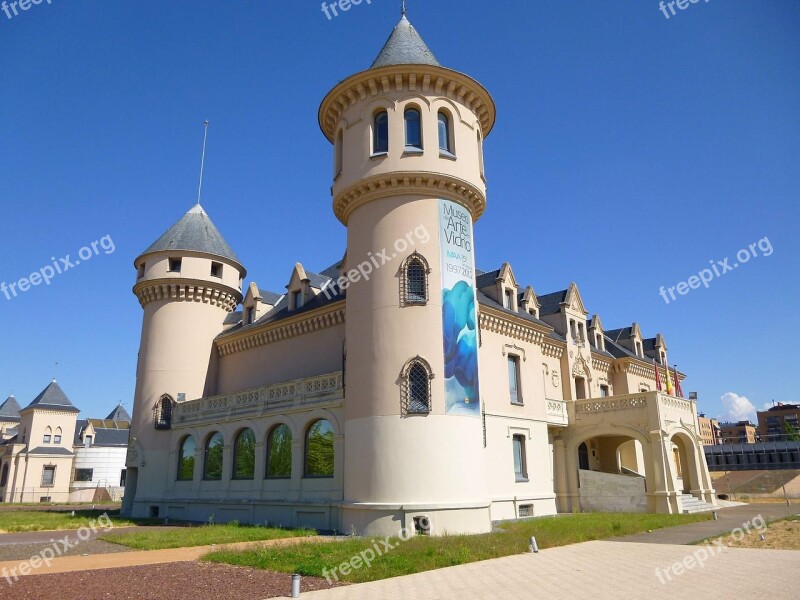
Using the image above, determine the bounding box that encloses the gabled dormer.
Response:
[242,283,283,325]
[607,322,644,358]
[539,283,588,343]
[588,314,606,352]
[286,263,332,312]
[475,263,519,311]
[519,286,540,318]
[644,333,668,364]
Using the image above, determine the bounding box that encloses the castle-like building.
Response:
[121,13,716,534]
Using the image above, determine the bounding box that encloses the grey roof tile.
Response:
[0,395,21,421]
[371,16,440,69]
[105,404,131,422]
[25,381,80,413]
[140,204,241,266]
[27,446,74,456]
[476,290,552,329]
[537,290,568,316]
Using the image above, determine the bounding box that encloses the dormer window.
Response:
[636,341,643,357]
[210,262,222,278]
[292,290,303,310]
[503,289,514,310]
[245,307,255,324]
[168,258,182,273]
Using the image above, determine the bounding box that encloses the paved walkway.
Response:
[301,540,800,600]
[0,535,331,576]
[616,502,798,544]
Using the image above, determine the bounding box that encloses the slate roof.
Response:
[258,289,284,305]
[0,395,21,422]
[27,446,74,456]
[305,271,333,289]
[475,269,500,290]
[605,327,633,344]
[476,290,551,329]
[24,381,80,413]
[603,335,641,361]
[140,204,241,266]
[105,404,131,422]
[73,420,131,447]
[371,15,440,69]
[537,290,569,316]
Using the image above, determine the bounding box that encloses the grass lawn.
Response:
[0,509,137,533]
[102,523,316,550]
[205,512,711,583]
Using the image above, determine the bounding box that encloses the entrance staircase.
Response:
[679,493,716,513]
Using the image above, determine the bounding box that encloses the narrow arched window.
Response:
[438,111,453,153]
[233,429,255,480]
[334,129,343,176]
[405,108,422,149]
[401,252,430,306]
[402,357,433,415]
[177,435,195,481]
[153,395,173,430]
[203,432,224,480]
[266,424,292,479]
[374,111,389,154]
[304,419,334,478]
[477,129,485,177]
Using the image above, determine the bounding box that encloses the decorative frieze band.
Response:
[479,310,545,345]
[134,280,240,312]
[333,171,486,224]
[217,307,346,356]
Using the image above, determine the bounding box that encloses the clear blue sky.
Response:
[1,1,798,423]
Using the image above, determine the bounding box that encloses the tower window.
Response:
[404,108,422,150]
[210,262,222,278]
[512,434,528,481]
[438,111,454,155]
[153,394,174,430]
[168,258,182,273]
[402,357,433,415]
[137,263,145,279]
[373,111,389,154]
[401,252,430,305]
[335,129,344,176]
[477,130,485,178]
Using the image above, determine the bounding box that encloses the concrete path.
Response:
[301,540,800,600]
[616,503,798,544]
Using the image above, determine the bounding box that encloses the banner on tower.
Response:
[438,199,481,416]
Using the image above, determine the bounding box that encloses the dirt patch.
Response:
[0,561,342,599]
[726,518,800,550]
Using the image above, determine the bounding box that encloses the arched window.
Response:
[401,252,430,305]
[334,129,343,176]
[233,429,256,480]
[266,424,292,479]
[373,111,389,154]
[177,435,196,481]
[438,111,453,154]
[402,357,433,415]
[203,432,224,481]
[54,427,62,444]
[0,463,8,487]
[43,426,52,444]
[153,395,173,430]
[405,107,422,149]
[304,419,334,478]
[477,129,485,177]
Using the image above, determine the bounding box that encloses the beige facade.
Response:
[698,414,720,446]
[122,14,715,534]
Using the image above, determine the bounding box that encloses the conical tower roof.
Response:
[0,395,21,421]
[371,15,440,69]
[105,403,131,422]
[140,204,241,266]
[24,380,80,413]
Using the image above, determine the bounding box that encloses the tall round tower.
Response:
[122,204,245,517]
[319,11,496,535]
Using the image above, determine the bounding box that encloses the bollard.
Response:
[71,510,75,517]
[529,536,539,553]
[712,511,718,521]
[291,574,301,598]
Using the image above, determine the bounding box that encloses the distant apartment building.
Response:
[757,403,800,441]
[718,421,758,444]
[697,414,720,446]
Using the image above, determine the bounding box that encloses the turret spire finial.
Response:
[196,120,210,207]
[401,0,406,17]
